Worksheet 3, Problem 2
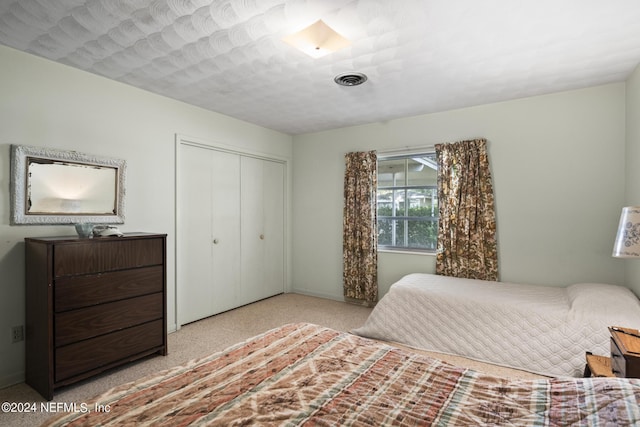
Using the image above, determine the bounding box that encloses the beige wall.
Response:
[625,64,640,295]
[291,84,627,300]
[0,45,293,388]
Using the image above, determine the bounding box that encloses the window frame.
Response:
[377,152,438,254]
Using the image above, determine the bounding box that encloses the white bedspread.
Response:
[353,273,640,377]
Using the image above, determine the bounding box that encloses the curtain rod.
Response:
[376,144,435,156]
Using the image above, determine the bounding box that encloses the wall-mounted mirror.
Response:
[10,145,126,225]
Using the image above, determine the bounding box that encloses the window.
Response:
[377,153,438,252]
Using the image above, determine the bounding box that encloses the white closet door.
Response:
[240,156,285,304]
[261,159,285,297]
[209,150,241,314]
[178,146,240,325]
[179,144,214,325]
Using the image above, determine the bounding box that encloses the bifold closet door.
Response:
[240,156,285,304]
[179,146,240,325]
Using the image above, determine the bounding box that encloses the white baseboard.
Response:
[0,371,24,390]
[290,288,344,302]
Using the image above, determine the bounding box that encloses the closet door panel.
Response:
[210,150,241,313]
[179,147,241,325]
[240,157,285,303]
[179,145,215,325]
[262,160,285,297]
[240,156,265,304]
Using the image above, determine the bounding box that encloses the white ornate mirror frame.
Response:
[10,144,126,225]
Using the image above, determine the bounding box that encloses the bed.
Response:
[43,323,640,426]
[353,273,640,378]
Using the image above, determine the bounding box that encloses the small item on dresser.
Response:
[92,225,123,237]
[74,223,94,238]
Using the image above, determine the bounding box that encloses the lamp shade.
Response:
[612,206,640,258]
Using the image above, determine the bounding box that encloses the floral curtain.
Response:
[435,139,498,281]
[343,151,378,305]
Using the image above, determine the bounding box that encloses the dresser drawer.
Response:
[611,337,626,377]
[54,238,164,277]
[55,320,164,382]
[55,293,163,347]
[54,266,163,312]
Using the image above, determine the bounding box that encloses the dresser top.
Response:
[25,232,166,243]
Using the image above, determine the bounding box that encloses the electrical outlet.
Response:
[11,325,24,343]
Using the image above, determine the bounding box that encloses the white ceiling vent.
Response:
[334,72,368,87]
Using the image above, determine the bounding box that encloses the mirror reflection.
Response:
[28,159,117,215]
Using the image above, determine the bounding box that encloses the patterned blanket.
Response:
[43,323,640,426]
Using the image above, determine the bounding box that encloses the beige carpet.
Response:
[0,293,546,426]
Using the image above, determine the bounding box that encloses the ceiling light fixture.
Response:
[282,19,351,59]
[334,72,368,87]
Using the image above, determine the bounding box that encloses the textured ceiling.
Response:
[1,1,640,135]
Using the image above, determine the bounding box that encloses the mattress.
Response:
[353,273,640,377]
[42,323,640,426]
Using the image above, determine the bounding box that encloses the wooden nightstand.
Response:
[609,326,640,378]
[584,326,640,378]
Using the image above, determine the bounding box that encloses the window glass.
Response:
[377,153,438,252]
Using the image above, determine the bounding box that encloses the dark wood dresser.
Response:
[25,233,167,400]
